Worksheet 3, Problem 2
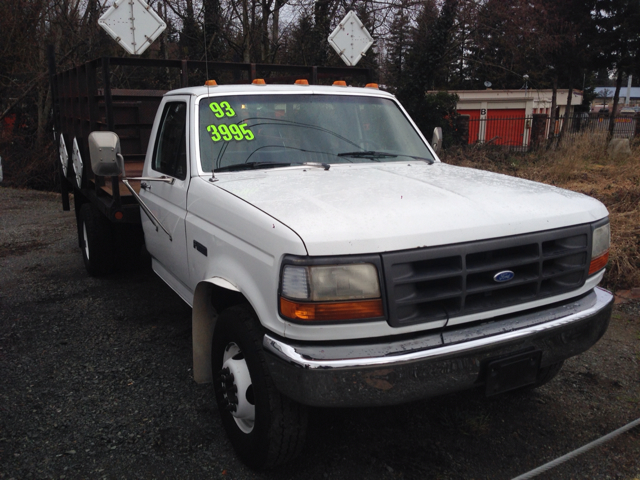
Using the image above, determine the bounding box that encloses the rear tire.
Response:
[79,203,116,276]
[212,304,308,469]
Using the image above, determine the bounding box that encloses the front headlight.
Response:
[589,222,610,275]
[280,261,383,322]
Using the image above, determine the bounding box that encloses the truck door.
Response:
[140,98,191,293]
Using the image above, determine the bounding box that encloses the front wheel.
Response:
[212,304,308,469]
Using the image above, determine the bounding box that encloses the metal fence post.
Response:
[457,115,470,145]
[531,114,547,149]
[180,60,188,87]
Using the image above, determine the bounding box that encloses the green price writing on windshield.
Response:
[209,101,236,118]
[207,123,254,142]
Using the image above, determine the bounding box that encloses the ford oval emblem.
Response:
[493,270,515,283]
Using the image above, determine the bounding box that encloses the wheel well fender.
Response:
[192,278,247,383]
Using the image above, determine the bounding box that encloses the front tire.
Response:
[212,304,308,469]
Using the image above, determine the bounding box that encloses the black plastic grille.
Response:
[382,225,592,328]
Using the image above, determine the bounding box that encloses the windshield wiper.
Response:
[215,161,329,173]
[337,151,398,159]
[337,151,435,164]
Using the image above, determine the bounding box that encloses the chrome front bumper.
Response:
[263,288,613,407]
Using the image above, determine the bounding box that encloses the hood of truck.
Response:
[212,162,608,256]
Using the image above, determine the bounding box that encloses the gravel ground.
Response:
[1,186,639,480]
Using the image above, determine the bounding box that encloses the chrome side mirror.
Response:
[431,127,443,154]
[88,131,125,176]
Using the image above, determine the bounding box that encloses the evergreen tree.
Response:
[203,0,226,60]
[179,0,203,59]
[383,3,412,91]
[281,14,316,65]
[397,0,458,137]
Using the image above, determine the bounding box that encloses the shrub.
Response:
[1,130,57,191]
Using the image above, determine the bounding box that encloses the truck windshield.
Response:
[198,94,434,172]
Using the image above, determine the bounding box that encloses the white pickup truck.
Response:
[62,68,612,469]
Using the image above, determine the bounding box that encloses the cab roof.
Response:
[165,83,395,99]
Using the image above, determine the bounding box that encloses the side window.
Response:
[153,102,187,180]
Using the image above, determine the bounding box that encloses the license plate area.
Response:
[485,350,542,396]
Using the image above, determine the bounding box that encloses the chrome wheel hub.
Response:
[220,343,255,434]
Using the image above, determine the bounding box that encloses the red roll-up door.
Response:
[485,109,526,146]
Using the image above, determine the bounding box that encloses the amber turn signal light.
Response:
[588,251,609,275]
[280,297,383,321]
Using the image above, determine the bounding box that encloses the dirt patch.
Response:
[0,240,51,258]
[1,186,639,480]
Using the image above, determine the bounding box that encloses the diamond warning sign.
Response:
[98,0,166,55]
[328,11,374,67]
